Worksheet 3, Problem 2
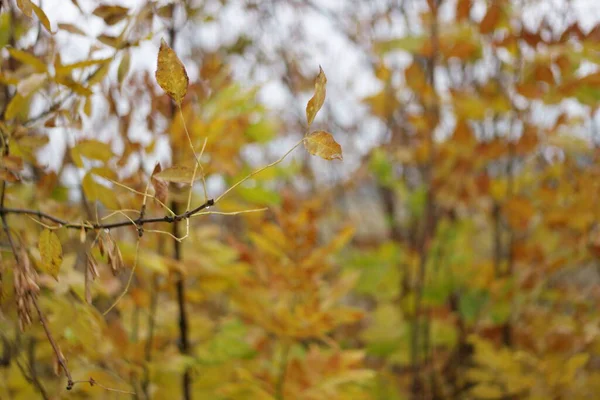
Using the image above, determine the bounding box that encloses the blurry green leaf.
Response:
[196,319,255,365]
[245,119,277,143]
[459,290,488,323]
[237,185,281,206]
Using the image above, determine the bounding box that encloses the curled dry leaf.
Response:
[15,246,39,331]
[306,66,327,126]
[99,232,123,275]
[87,252,100,280]
[151,163,168,205]
[303,131,343,161]
[155,38,189,105]
[38,229,63,280]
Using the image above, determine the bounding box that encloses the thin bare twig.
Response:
[0,198,214,231]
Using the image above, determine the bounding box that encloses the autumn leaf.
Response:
[155,38,189,105]
[456,0,472,21]
[92,5,129,26]
[306,66,327,126]
[479,4,501,34]
[16,0,33,17]
[7,48,46,73]
[153,164,201,183]
[304,131,343,161]
[39,229,63,280]
[117,51,131,85]
[31,2,52,33]
[58,23,86,36]
[151,163,168,204]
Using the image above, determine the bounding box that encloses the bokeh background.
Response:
[1,0,600,399]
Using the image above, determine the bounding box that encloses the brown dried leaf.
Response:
[2,155,23,172]
[155,38,189,105]
[306,66,327,126]
[58,23,86,36]
[151,163,168,205]
[103,233,123,275]
[304,131,343,161]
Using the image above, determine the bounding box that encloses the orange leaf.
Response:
[479,4,501,34]
[304,131,343,161]
[456,0,471,21]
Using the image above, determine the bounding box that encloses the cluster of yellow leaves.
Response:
[233,200,361,339]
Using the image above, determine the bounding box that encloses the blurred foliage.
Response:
[1,0,600,399]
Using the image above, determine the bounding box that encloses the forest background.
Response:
[1,0,600,399]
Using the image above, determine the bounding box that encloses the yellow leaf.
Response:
[16,0,33,17]
[92,5,129,26]
[31,2,52,33]
[82,172,120,210]
[303,130,343,160]
[155,38,189,104]
[39,229,63,279]
[117,51,131,85]
[58,23,86,36]
[4,94,27,121]
[55,57,112,76]
[154,164,200,183]
[8,48,46,73]
[469,383,504,399]
[74,140,113,163]
[306,66,327,126]
[54,75,93,96]
[83,96,92,117]
[87,61,111,86]
[97,34,121,48]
